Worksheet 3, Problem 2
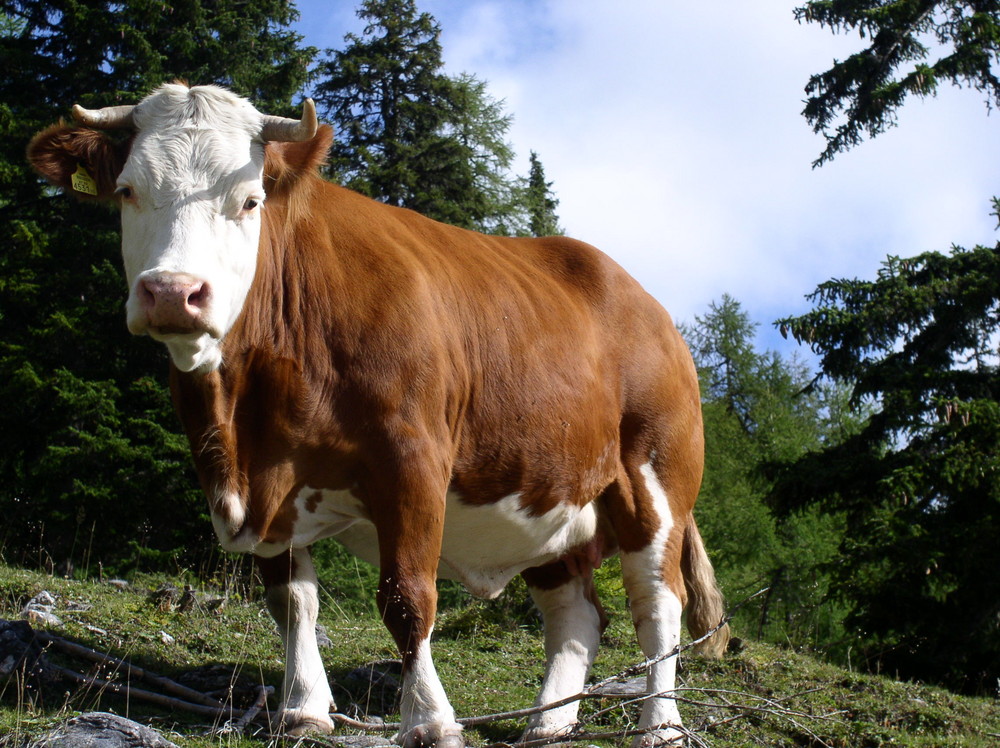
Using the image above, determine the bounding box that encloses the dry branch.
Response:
[37,630,227,709]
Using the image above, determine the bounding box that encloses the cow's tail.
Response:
[682,516,730,658]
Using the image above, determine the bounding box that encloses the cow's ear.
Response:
[27,123,130,202]
[263,123,334,197]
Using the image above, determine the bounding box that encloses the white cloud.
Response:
[295,0,1000,350]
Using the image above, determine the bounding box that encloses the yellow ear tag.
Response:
[71,164,98,195]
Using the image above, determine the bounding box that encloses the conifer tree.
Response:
[525,151,562,237]
[313,0,531,233]
[0,0,313,573]
[798,0,1000,167]
[774,0,1000,690]
[684,296,852,650]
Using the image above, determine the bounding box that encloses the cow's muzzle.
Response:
[131,270,216,337]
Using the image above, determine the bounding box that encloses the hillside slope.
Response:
[0,563,998,747]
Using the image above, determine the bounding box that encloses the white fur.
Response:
[209,489,247,550]
[266,548,335,731]
[438,490,599,598]
[620,461,685,746]
[213,485,601,595]
[523,576,602,740]
[117,84,267,372]
[397,635,462,745]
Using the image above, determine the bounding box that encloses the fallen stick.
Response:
[232,684,274,733]
[48,661,245,722]
[37,630,227,710]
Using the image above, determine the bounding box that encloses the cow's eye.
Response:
[116,185,134,200]
[243,197,260,211]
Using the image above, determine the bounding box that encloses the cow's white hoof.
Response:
[398,722,464,748]
[278,707,335,735]
[519,724,576,745]
[631,728,685,747]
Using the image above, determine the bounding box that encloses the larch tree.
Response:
[684,296,852,651]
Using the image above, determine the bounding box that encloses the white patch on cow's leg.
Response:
[619,462,685,747]
[626,584,684,747]
[264,547,335,734]
[521,576,601,743]
[397,635,464,748]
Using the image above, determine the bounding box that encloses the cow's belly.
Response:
[292,486,599,599]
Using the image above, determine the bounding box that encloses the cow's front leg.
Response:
[375,481,462,748]
[257,547,336,734]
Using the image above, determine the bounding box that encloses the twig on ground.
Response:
[37,630,228,710]
[20,585,842,747]
[47,661,243,721]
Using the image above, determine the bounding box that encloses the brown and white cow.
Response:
[28,83,729,747]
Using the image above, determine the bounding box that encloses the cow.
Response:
[27,83,730,747]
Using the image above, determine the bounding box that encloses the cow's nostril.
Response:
[186,283,209,310]
[139,279,157,310]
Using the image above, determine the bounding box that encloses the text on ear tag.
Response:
[71,164,98,195]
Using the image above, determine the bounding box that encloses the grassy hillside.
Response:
[1,561,998,747]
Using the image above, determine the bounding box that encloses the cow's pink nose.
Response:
[138,272,211,333]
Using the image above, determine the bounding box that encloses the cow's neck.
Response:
[169,191,357,500]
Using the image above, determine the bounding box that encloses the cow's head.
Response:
[27,83,317,372]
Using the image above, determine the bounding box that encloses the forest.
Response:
[1,0,998,712]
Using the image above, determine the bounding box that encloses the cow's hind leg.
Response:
[257,547,336,734]
[519,565,606,743]
[611,462,688,747]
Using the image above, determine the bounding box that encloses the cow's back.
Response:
[282,180,693,494]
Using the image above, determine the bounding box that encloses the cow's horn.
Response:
[260,98,317,142]
[71,104,136,130]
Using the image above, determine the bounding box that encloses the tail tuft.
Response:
[682,516,730,658]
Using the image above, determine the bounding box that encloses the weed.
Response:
[1,563,999,746]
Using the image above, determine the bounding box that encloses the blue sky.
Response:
[292,1,1000,358]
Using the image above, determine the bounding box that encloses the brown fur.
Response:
[27,124,130,200]
[27,115,731,691]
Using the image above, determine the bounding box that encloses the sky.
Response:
[292,0,1000,358]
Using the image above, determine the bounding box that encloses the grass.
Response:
[1,559,999,747]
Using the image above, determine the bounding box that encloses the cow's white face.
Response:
[116,85,267,373]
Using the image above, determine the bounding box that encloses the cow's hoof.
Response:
[631,729,685,747]
[399,723,464,748]
[279,708,335,736]
[519,724,575,746]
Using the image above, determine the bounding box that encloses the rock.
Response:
[26,591,57,609]
[0,619,56,690]
[159,631,175,645]
[21,591,63,627]
[175,585,197,613]
[203,597,226,614]
[23,608,63,627]
[32,711,180,747]
[315,623,333,648]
